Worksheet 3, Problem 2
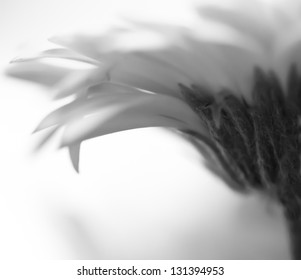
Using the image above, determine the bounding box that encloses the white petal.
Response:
[33,126,60,150]
[68,143,81,173]
[110,53,189,97]
[53,67,110,99]
[35,82,203,132]
[10,48,100,66]
[34,83,145,131]
[110,36,261,101]
[87,83,205,130]
[6,61,72,86]
[61,110,188,147]
[49,33,120,62]
[34,94,130,131]
[60,92,206,146]
[199,3,273,51]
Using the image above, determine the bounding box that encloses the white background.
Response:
[0,0,291,259]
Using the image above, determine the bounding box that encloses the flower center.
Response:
[180,66,301,221]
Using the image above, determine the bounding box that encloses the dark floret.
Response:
[180,66,301,221]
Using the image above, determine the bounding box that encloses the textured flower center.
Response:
[180,66,301,221]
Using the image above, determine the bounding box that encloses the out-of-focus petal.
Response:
[199,3,274,50]
[60,107,202,148]
[10,48,100,66]
[35,82,205,136]
[33,126,60,150]
[32,82,206,147]
[6,61,73,86]
[86,83,205,133]
[53,67,110,99]
[49,32,123,61]
[110,53,190,97]
[46,8,269,100]
[68,143,81,173]
[34,91,132,132]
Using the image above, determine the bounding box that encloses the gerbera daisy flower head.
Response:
[7,0,301,228]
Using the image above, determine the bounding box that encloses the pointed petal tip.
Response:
[32,123,45,134]
[9,57,22,64]
[58,141,65,149]
[48,36,63,45]
[71,161,80,173]
[48,36,56,42]
[32,125,46,134]
[68,143,81,174]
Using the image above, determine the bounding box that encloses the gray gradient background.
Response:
[0,0,290,259]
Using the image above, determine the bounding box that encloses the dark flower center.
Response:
[179,66,301,221]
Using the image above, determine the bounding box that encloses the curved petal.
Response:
[48,24,174,61]
[61,112,186,147]
[10,48,100,66]
[5,61,73,86]
[53,67,110,99]
[69,143,81,173]
[59,92,206,147]
[48,22,263,101]
[110,53,190,97]
[34,93,134,131]
[33,126,60,150]
[35,83,204,135]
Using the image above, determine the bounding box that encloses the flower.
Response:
[7,0,301,226]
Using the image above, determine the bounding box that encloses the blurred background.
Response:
[0,0,291,259]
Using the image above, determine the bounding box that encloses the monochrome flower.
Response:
[7,0,301,258]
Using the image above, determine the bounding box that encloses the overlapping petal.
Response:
[8,0,301,172]
[32,82,206,169]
